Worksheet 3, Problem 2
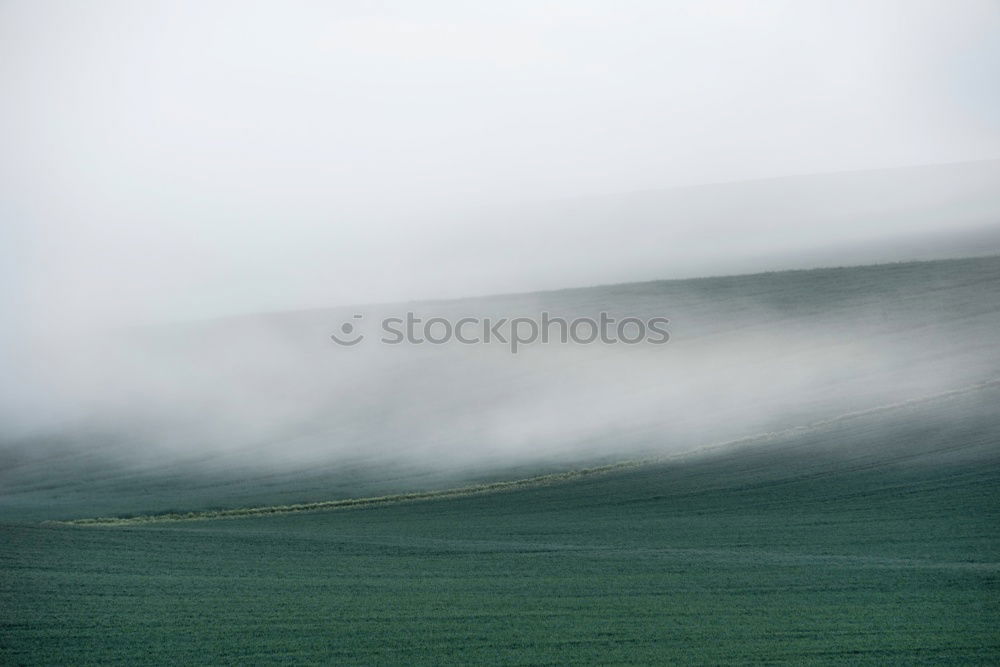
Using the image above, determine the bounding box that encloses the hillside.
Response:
[2,255,1000,522]
[2,255,999,662]
[2,381,998,663]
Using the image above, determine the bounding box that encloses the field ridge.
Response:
[56,377,1000,526]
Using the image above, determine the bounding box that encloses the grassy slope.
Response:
[3,255,1000,523]
[2,256,999,663]
[2,386,998,664]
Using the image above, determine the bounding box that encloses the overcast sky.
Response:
[2,0,1000,329]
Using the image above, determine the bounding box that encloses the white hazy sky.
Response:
[2,0,1000,328]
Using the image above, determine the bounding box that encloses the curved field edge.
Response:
[54,462,640,525]
[54,377,1000,526]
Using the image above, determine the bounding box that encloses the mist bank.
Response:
[8,159,1000,333]
[3,256,999,504]
[349,159,1000,303]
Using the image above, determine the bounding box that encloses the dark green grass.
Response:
[3,389,998,664]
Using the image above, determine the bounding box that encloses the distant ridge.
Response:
[418,158,1000,300]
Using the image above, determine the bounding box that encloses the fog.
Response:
[3,1,1000,327]
[5,257,1000,489]
[2,2,1000,484]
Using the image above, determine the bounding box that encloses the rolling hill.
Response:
[2,255,999,663]
[2,380,998,663]
[2,254,1000,521]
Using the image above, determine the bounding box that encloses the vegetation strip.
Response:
[57,378,1000,526]
[55,463,640,526]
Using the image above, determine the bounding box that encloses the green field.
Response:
[2,257,1000,663]
[3,384,998,664]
